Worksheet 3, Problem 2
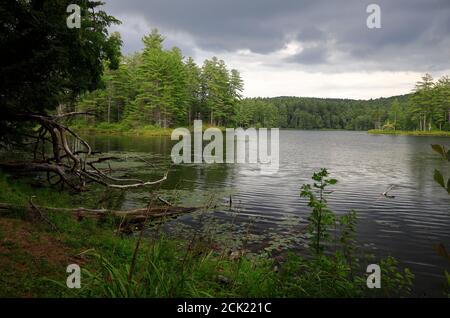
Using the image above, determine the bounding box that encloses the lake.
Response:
[83,130,450,297]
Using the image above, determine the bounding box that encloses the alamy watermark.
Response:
[366,4,381,29]
[66,264,81,288]
[66,4,81,29]
[171,120,279,175]
[366,264,381,289]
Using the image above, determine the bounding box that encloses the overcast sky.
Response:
[103,0,450,99]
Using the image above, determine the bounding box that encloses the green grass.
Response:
[0,170,415,298]
[0,172,74,207]
[73,123,173,136]
[0,244,63,297]
[368,129,450,137]
[72,122,229,137]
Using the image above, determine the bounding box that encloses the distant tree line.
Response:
[236,74,449,131]
[234,96,409,130]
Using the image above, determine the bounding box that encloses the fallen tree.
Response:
[0,112,168,191]
[0,200,197,234]
[0,202,196,220]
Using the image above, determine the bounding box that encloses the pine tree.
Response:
[389,99,401,130]
[410,73,434,131]
[185,57,201,123]
[434,76,450,130]
[200,57,236,126]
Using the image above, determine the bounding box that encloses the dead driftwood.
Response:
[0,112,169,191]
[0,202,197,223]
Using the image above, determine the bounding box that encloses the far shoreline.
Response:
[74,125,450,138]
[368,129,450,137]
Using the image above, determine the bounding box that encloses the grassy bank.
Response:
[75,125,450,138]
[0,171,414,298]
[368,129,450,137]
[73,122,229,137]
[73,123,173,137]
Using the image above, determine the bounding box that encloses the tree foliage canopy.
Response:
[76,29,244,128]
[0,0,121,144]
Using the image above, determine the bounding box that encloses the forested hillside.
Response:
[235,95,410,130]
[72,30,450,132]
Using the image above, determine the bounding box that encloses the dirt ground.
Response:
[0,218,75,297]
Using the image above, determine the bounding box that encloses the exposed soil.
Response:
[0,217,77,297]
[0,218,72,264]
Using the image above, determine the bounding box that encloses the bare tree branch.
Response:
[0,113,169,191]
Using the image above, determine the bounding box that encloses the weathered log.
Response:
[0,202,196,221]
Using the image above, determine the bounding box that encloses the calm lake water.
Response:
[83,130,450,297]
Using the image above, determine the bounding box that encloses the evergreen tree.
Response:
[410,73,434,131]
[434,76,450,130]
[185,57,202,123]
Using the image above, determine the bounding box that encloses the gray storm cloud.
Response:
[103,0,450,73]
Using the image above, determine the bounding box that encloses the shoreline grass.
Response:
[368,129,450,137]
[74,124,173,137]
[74,123,450,138]
[73,123,228,137]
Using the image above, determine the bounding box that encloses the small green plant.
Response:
[299,169,414,297]
[431,144,450,194]
[300,168,337,255]
[376,256,414,297]
[431,145,450,296]
[338,209,358,274]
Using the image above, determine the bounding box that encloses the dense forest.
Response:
[233,75,450,131]
[71,30,450,132]
[73,29,244,128]
[235,95,408,130]
[236,82,447,131]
